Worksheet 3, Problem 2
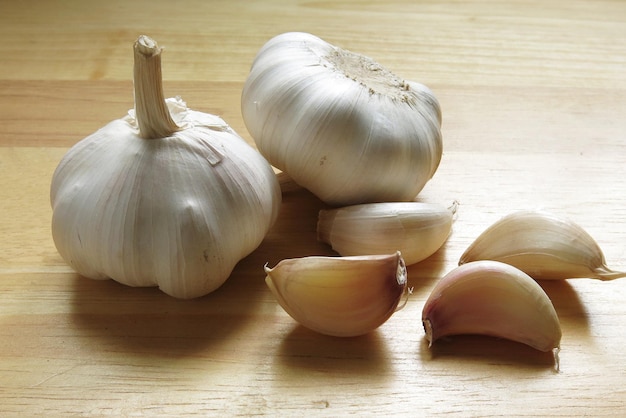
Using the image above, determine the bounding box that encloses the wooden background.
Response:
[1,0,625,415]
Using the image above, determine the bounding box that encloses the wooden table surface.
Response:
[1,0,625,416]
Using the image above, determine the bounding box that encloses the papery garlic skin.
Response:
[317,201,456,265]
[242,32,442,206]
[51,99,281,299]
[422,261,562,352]
[50,36,281,299]
[459,210,626,280]
[265,252,407,337]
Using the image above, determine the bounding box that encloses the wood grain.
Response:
[1,0,625,416]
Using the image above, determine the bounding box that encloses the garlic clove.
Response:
[241,32,442,206]
[265,252,408,337]
[422,260,562,353]
[459,210,626,280]
[317,201,457,265]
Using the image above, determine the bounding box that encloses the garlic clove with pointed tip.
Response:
[317,201,457,265]
[459,210,626,281]
[265,252,407,337]
[422,260,562,353]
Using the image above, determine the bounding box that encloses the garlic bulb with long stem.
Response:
[241,32,442,206]
[50,35,281,299]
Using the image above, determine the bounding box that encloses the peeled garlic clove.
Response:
[242,32,442,206]
[317,201,457,265]
[459,210,626,280]
[422,260,562,353]
[265,252,407,337]
[50,36,281,299]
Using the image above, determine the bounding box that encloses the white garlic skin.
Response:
[51,99,281,299]
[317,201,455,265]
[241,32,442,206]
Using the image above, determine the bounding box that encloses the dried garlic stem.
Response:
[594,265,626,281]
[448,200,459,217]
[133,35,180,139]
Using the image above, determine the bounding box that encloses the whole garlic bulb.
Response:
[241,32,443,206]
[50,35,281,299]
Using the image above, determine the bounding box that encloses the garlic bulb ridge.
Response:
[242,32,443,206]
[50,35,281,299]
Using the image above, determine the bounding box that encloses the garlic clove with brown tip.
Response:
[317,201,457,265]
[265,252,408,337]
[50,35,281,299]
[422,260,562,353]
[241,32,442,206]
[459,210,626,281]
